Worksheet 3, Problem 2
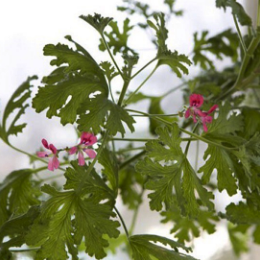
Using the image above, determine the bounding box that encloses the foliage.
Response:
[2,0,260,259]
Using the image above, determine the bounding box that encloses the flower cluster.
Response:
[37,132,97,171]
[185,94,218,132]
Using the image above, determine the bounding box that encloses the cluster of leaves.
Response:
[2,0,260,259]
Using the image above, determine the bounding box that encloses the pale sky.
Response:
[0,1,256,259]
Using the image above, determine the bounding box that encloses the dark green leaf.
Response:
[198,145,238,195]
[99,18,137,56]
[192,29,239,70]
[1,76,37,142]
[216,0,252,26]
[161,203,219,243]
[129,234,197,260]
[98,148,119,192]
[26,184,120,260]
[77,96,135,137]
[80,13,113,34]
[0,169,40,225]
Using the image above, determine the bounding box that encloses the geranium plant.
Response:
[1,0,260,259]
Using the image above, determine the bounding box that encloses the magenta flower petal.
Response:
[190,94,204,108]
[49,144,57,154]
[207,104,218,114]
[42,139,49,149]
[78,151,85,166]
[80,132,97,146]
[48,157,55,171]
[195,109,207,117]
[202,123,208,132]
[37,151,49,158]
[69,146,77,155]
[184,108,191,118]
[84,149,97,159]
[52,156,60,170]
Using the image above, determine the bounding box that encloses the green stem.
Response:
[8,144,46,164]
[40,173,64,182]
[129,188,145,235]
[124,64,158,106]
[233,14,247,54]
[184,123,199,156]
[108,81,116,103]
[117,146,146,153]
[76,132,110,194]
[10,248,40,252]
[160,82,187,98]
[130,113,180,117]
[114,206,129,237]
[118,79,131,106]
[100,33,124,79]
[112,137,196,142]
[119,150,146,170]
[218,32,260,100]
[131,57,157,79]
[126,108,180,118]
[195,140,199,172]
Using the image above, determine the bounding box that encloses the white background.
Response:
[0,0,258,259]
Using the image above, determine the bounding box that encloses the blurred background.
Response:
[0,0,259,259]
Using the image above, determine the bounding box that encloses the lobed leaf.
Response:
[129,234,197,260]
[1,76,37,142]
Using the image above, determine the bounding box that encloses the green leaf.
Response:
[33,36,109,126]
[64,161,114,202]
[136,124,214,216]
[145,124,182,162]
[77,95,135,137]
[147,13,168,53]
[161,203,219,243]
[98,148,119,192]
[158,50,191,78]
[99,18,137,56]
[73,196,120,259]
[0,169,40,226]
[192,29,239,70]
[228,223,249,256]
[119,164,144,209]
[129,234,197,260]
[216,0,252,26]
[33,75,106,125]
[224,202,260,245]
[198,145,238,195]
[100,61,119,82]
[0,76,37,142]
[203,103,243,139]
[80,13,113,34]
[26,184,120,260]
[148,97,176,135]
[0,206,40,255]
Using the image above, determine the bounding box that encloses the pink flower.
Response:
[37,139,60,171]
[185,94,218,132]
[69,132,97,166]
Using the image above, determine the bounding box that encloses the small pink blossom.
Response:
[37,139,60,171]
[185,94,218,132]
[69,132,97,165]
